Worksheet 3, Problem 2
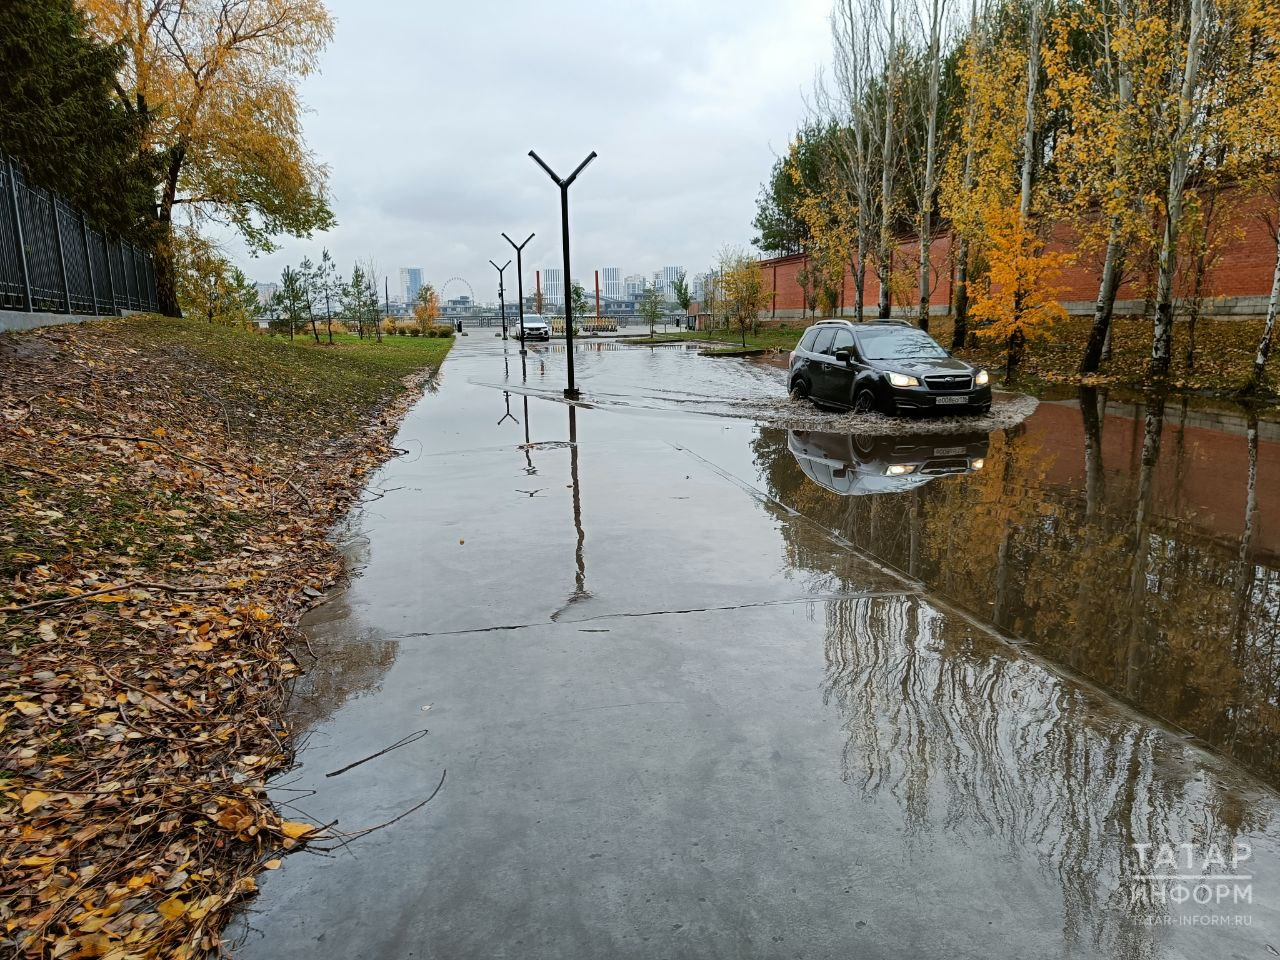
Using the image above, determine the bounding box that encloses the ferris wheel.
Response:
[440,277,475,304]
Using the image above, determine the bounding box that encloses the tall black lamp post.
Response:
[528,149,596,400]
[489,259,511,339]
[502,231,535,355]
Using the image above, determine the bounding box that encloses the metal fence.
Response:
[0,154,158,316]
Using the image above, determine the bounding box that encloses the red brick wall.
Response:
[759,186,1277,317]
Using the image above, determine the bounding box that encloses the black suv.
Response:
[788,320,991,415]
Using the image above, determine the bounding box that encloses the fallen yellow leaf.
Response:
[156,897,187,921]
[279,821,314,839]
[21,790,51,813]
[190,641,213,652]
[263,859,282,870]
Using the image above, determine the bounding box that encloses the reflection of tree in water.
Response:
[751,396,1280,785]
[287,590,401,735]
[820,592,1268,958]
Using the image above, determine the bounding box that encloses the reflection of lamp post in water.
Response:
[498,391,517,426]
[551,404,589,619]
[568,405,587,605]
[521,395,535,475]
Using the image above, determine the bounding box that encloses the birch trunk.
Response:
[917,0,944,332]
[952,0,980,351]
[1081,0,1135,375]
[1007,0,1041,378]
[1150,0,1205,378]
[1248,215,1280,389]
[878,0,898,319]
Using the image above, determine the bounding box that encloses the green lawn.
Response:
[627,326,804,351]
[109,320,455,448]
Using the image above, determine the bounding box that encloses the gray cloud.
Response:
[216,0,830,298]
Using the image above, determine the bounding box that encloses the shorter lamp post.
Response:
[489,259,511,339]
[529,149,596,400]
[502,231,535,355]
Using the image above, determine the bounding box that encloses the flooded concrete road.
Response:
[232,337,1280,959]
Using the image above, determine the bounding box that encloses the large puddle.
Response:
[758,389,1280,787]
[232,337,1280,959]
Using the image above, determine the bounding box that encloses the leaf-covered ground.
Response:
[0,317,452,959]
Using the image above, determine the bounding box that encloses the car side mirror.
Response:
[834,349,852,364]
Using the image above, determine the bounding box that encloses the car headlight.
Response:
[886,464,917,476]
[971,458,985,470]
[887,372,920,388]
[975,369,989,386]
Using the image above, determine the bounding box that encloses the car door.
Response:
[822,328,858,407]
[804,327,836,400]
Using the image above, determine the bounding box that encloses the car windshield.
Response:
[855,327,949,361]
[523,315,545,324]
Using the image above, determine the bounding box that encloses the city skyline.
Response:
[342,261,692,308]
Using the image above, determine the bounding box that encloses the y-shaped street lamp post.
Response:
[488,259,511,339]
[502,231,535,356]
[528,149,596,400]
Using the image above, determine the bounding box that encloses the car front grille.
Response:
[924,374,973,392]
[921,458,973,475]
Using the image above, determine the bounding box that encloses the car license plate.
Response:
[936,395,968,406]
[933,445,964,456]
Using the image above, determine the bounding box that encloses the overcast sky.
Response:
[221,0,830,301]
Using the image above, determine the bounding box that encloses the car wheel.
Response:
[789,378,810,402]
[852,388,877,414]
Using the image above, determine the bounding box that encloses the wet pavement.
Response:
[231,336,1280,959]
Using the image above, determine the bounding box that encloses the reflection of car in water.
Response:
[788,429,989,495]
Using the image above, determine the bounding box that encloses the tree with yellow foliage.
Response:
[720,248,769,347]
[1041,0,1157,375]
[81,0,335,316]
[414,283,441,332]
[788,134,856,319]
[969,201,1066,361]
[941,0,1060,377]
[1229,0,1280,391]
[174,226,260,327]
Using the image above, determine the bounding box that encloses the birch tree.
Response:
[1227,0,1280,390]
[909,0,950,331]
[1042,0,1152,375]
[942,0,987,350]
[831,0,883,322]
[876,0,902,318]
[1149,0,1207,377]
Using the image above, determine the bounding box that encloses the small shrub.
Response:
[409,327,421,336]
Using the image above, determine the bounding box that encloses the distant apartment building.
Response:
[254,282,279,306]
[400,267,424,306]
[658,265,685,298]
[624,273,645,297]
[542,267,563,305]
[602,267,622,300]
